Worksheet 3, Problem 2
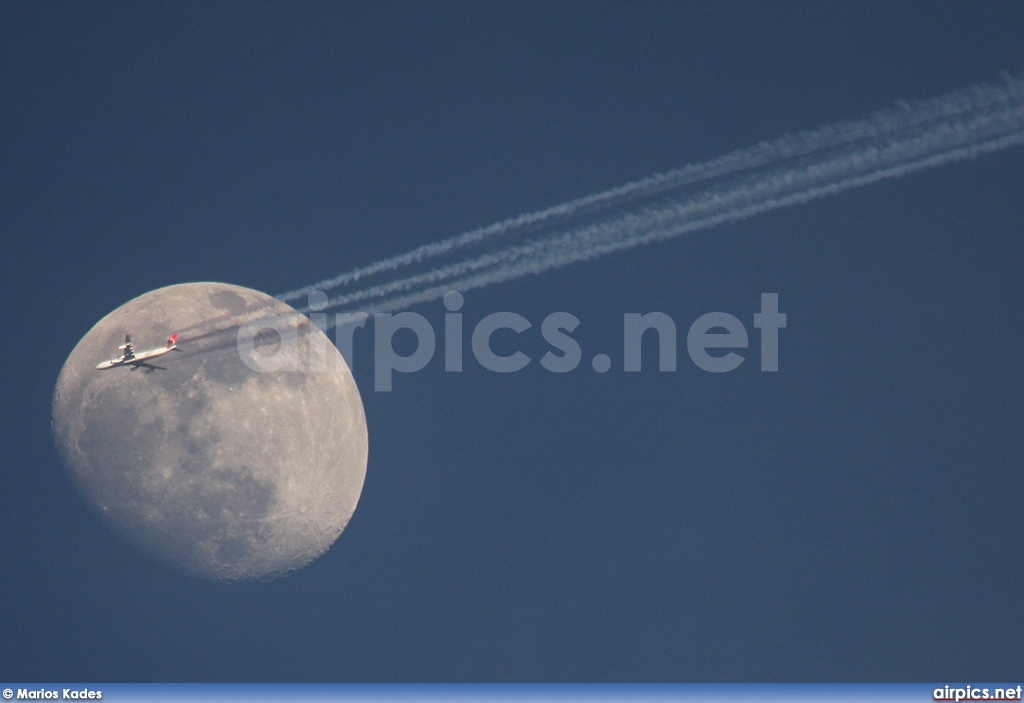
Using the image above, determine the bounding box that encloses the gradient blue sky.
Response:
[2,1,1023,681]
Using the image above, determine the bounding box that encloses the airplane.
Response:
[96,332,180,371]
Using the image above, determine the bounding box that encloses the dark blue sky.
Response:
[2,1,1023,681]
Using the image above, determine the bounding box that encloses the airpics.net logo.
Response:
[236,291,787,392]
[934,685,1023,701]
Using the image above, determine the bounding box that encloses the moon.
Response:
[51,282,368,581]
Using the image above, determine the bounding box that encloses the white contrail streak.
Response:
[278,73,1024,315]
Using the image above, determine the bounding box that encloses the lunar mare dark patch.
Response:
[209,290,249,313]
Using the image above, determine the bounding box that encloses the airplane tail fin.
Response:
[167,334,178,349]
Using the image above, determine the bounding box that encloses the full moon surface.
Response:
[52,282,368,581]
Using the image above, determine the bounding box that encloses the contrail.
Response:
[277,72,1024,316]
